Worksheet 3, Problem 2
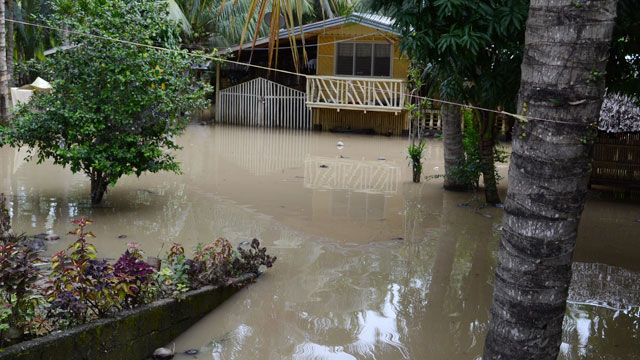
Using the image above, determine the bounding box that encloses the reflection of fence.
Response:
[213,127,311,176]
[304,156,400,194]
[217,77,312,129]
[568,262,640,310]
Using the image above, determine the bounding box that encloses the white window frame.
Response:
[334,42,393,78]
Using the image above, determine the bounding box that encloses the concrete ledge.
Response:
[0,274,257,360]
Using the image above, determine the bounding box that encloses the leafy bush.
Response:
[232,239,277,276]
[47,218,126,324]
[113,243,157,308]
[407,141,426,183]
[448,110,508,189]
[155,243,192,297]
[0,215,277,345]
[191,238,235,286]
[0,241,42,339]
[1,0,212,204]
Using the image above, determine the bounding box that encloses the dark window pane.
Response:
[354,43,372,76]
[336,43,354,75]
[373,44,391,76]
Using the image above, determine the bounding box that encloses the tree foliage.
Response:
[1,0,211,204]
[605,0,640,97]
[368,0,528,203]
[367,0,528,109]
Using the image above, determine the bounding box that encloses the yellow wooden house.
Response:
[220,13,410,135]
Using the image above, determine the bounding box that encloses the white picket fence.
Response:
[216,77,312,129]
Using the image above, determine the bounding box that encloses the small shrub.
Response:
[113,243,156,308]
[232,239,277,276]
[156,243,192,297]
[0,241,42,337]
[449,110,508,188]
[0,215,277,345]
[191,238,235,287]
[407,141,426,183]
[47,218,124,324]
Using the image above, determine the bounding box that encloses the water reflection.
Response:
[169,191,503,360]
[0,125,639,359]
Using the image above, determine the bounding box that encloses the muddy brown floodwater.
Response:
[1,124,639,359]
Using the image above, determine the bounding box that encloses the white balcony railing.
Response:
[306,76,407,113]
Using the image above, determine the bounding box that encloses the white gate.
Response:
[216,77,312,129]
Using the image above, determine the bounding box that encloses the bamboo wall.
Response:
[313,108,409,135]
[591,131,640,189]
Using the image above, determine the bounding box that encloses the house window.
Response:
[335,43,392,77]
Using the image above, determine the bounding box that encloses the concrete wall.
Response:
[0,275,255,360]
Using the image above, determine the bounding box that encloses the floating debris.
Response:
[378,157,386,161]
[483,214,493,219]
[23,238,47,252]
[185,349,199,355]
[337,140,344,147]
[45,234,60,241]
[152,344,175,360]
[118,235,127,239]
[392,237,404,241]
[494,203,504,208]
[319,164,329,168]
[636,219,640,223]
[457,203,469,208]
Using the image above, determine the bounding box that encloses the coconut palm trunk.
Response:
[442,104,467,190]
[6,0,13,88]
[483,0,619,359]
[478,111,500,204]
[0,0,9,125]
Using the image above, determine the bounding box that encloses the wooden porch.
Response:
[306,76,408,114]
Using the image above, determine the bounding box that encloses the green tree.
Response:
[605,0,640,97]
[367,0,528,203]
[0,0,211,204]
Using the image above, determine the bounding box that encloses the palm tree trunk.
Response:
[0,0,9,125]
[479,111,500,204]
[483,0,619,359]
[6,0,13,88]
[442,104,467,190]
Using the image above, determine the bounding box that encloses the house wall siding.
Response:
[315,24,409,79]
[313,108,409,136]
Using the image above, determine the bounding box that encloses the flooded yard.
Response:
[1,124,639,359]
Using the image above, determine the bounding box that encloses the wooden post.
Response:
[215,62,220,123]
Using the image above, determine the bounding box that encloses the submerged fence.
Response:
[217,77,312,130]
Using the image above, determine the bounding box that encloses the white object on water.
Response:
[336,141,344,147]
